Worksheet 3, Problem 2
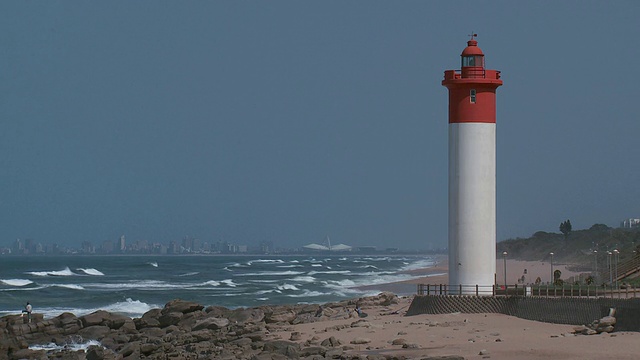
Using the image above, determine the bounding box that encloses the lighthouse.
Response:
[442,35,502,294]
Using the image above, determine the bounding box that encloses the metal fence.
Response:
[417,283,640,299]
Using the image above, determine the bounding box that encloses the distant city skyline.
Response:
[1,2,638,249]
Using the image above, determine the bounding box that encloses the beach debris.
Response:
[350,337,371,344]
[320,335,341,347]
[573,313,617,335]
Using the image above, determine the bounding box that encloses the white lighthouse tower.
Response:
[442,35,503,293]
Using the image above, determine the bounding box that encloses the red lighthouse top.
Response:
[442,36,503,124]
[442,35,501,84]
[461,37,483,56]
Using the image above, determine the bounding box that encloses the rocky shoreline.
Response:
[1,292,416,360]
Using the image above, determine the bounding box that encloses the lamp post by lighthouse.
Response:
[593,250,598,284]
[442,35,502,294]
[502,251,508,289]
[549,252,554,285]
[613,249,620,288]
[607,251,613,284]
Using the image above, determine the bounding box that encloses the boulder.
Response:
[227,308,265,324]
[350,337,371,344]
[599,316,616,327]
[162,299,204,315]
[9,348,47,360]
[135,308,162,329]
[158,312,183,328]
[262,340,300,356]
[78,325,111,340]
[265,308,297,324]
[320,336,340,347]
[192,317,230,331]
[80,310,113,327]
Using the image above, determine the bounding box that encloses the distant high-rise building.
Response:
[102,240,114,253]
[621,219,640,228]
[119,235,126,252]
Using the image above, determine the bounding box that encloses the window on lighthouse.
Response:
[462,56,484,68]
[470,89,476,103]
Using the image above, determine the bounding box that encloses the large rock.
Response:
[599,316,616,327]
[135,308,162,329]
[162,299,204,315]
[265,308,297,324]
[192,317,230,331]
[262,340,300,357]
[78,325,111,340]
[158,312,183,328]
[80,310,113,327]
[9,348,47,360]
[227,308,265,324]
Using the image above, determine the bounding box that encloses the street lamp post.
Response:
[593,250,598,284]
[502,251,508,289]
[607,251,613,285]
[613,249,619,288]
[549,252,554,285]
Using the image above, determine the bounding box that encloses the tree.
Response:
[553,269,563,286]
[559,219,572,238]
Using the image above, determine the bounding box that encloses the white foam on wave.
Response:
[360,265,379,270]
[325,279,357,288]
[15,298,157,319]
[276,264,303,268]
[276,284,299,291]
[235,271,305,276]
[147,262,158,267]
[51,284,85,290]
[291,276,316,283]
[103,298,154,316]
[201,280,221,286]
[400,258,435,271]
[255,289,275,295]
[247,259,285,265]
[77,268,105,276]
[26,267,77,277]
[178,272,200,277]
[286,290,328,298]
[362,257,391,262]
[246,279,280,283]
[307,270,351,275]
[30,339,102,352]
[1,279,33,286]
[311,264,322,267]
[84,280,187,290]
[221,279,237,287]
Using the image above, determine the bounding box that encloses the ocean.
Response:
[0,254,435,319]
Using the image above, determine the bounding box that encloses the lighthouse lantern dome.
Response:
[460,37,485,68]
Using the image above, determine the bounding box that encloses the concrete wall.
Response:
[407,295,640,332]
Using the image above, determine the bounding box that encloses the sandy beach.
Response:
[315,258,640,359]
[270,295,640,360]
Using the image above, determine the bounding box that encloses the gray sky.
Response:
[1,1,638,250]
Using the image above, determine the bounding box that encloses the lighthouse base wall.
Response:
[448,123,496,292]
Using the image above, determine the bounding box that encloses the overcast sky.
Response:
[1,1,638,250]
